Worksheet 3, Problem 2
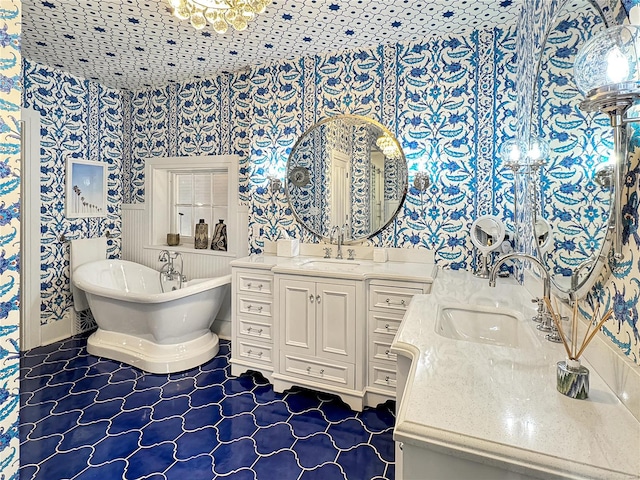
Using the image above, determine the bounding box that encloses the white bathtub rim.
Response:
[87,328,220,374]
[73,259,231,304]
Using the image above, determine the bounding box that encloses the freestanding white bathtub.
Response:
[72,259,230,374]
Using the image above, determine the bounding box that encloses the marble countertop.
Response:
[392,268,640,479]
[230,255,437,283]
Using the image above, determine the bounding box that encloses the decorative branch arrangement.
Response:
[544,298,614,361]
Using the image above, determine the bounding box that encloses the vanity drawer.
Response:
[236,272,273,295]
[236,339,273,365]
[237,317,273,341]
[280,353,354,389]
[368,363,397,393]
[369,284,422,312]
[369,311,403,337]
[369,334,397,363]
[237,295,272,318]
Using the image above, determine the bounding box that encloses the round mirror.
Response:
[470,215,505,255]
[530,0,612,298]
[286,115,408,242]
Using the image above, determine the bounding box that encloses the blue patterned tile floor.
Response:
[20,334,396,479]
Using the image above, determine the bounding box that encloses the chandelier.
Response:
[376,134,401,159]
[168,0,268,33]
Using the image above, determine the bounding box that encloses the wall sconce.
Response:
[268,175,282,194]
[413,171,430,192]
[575,25,640,261]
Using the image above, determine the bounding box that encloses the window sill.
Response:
[144,244,238,258]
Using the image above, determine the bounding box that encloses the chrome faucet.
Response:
[488,252,561,342]
[158,250,185,291]
[570,258,596,299]
[330,225,344,260]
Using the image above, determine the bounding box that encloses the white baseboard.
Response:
[40,311,74,346]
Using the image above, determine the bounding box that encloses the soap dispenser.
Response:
[194,219,209,249]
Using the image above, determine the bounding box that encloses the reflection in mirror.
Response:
[286,115,408,242]
[531,0,612,295]
[470,215,505,278]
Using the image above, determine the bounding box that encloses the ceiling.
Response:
[22,0,522,91]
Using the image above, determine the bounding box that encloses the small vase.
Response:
[194,219,208,249]
[166,233,180,246]
[557,358,589,399]
[211,219,227,251]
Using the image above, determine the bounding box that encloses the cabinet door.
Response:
[280,278,316,355]
[316,282,356,363]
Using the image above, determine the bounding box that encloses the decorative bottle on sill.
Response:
[194,219,208,249]
[211,219,227,251]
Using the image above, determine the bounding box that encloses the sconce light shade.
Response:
[527,136,550,163]
[498,138,524,163]
[574,25,640,97]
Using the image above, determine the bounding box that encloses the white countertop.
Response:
[392,268,640,480]
[230,254,438,283]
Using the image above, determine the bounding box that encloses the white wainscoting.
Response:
[122,203,248,339]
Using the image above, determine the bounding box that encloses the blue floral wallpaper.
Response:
[534,7,610,277]
[127,28,519,271]
[0,1,21,476]
[22,60,123,325]
[519,0,639,364]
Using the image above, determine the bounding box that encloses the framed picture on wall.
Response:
[66,159,107,218]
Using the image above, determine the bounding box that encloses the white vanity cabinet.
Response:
[229,255,436,412]
[367,280,430,405]
[272,274,366,410]
[230,268,275,380]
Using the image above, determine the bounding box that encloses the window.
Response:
[145,155,244,255]
[172,170,228,240]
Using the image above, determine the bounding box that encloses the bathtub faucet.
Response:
[158,250,186,290]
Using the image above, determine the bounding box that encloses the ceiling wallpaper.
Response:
[22,0,522,90]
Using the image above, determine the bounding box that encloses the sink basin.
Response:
[301,259,361,271]
[435,305,536,348]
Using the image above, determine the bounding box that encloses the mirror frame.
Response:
[285,114,408,244]
[529,0,613,300]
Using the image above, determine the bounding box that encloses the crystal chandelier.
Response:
[167,0,268,33]
[376,134,401,158]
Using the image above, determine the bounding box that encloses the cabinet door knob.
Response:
[385,349,390,356]
[306,366,311,373]
[258,284,263,289]
[316,294,321,303]
[385,376,390,382]
[319,369,324,376]
[384,323,390,330]
[309,294,314,303]
[247,326,252,333]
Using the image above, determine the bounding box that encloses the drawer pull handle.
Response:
[385,298,406,306]
[306,366,311,373]
[385,349,390,356]
[319,369,324,376]
[384,324,390,330]
[247,282,264,290]
[385,376,390,382]
[246,327,263,335]
[316,295,321,303]
[309,294,314,303]
[246,349,263,358]
[247,305,263,312]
